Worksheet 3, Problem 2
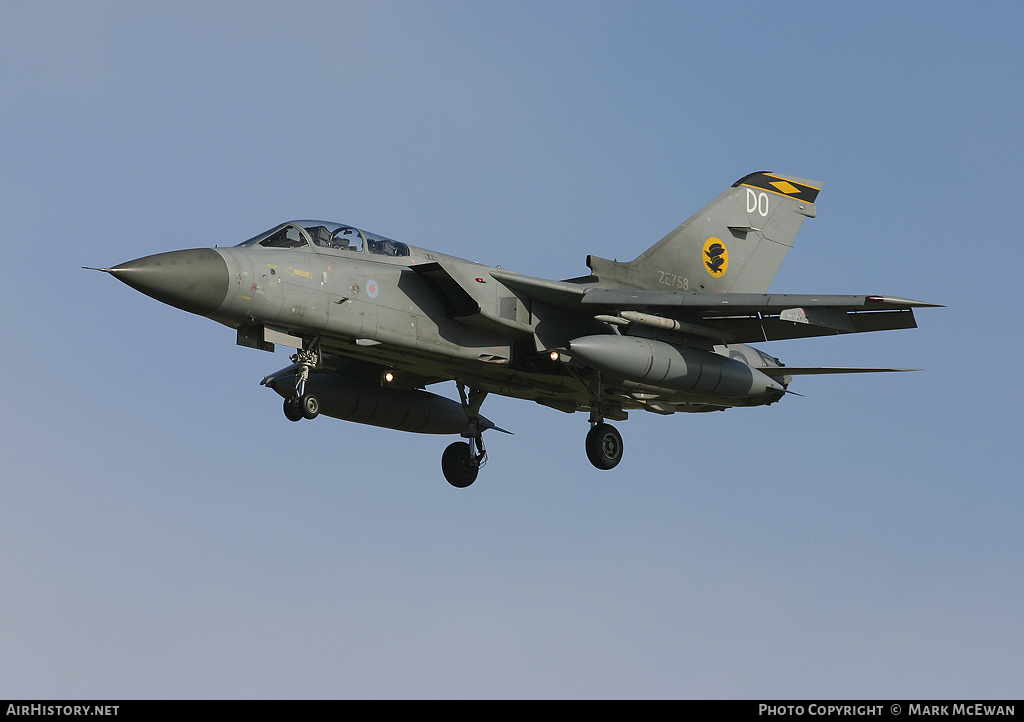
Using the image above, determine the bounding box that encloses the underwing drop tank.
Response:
[265,373,497,435]
[567,335,785,399]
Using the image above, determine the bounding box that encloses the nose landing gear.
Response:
[281,343,322,422]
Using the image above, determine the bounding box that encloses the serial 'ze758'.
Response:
[90,172,938,487]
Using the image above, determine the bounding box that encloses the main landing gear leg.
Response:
[283,340,322,422]
[585,371,623,470]
[442,383,488,488]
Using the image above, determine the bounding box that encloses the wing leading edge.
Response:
[490,269,939,344]
[580,288,940,342]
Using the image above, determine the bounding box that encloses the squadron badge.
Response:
[703,237,728,278]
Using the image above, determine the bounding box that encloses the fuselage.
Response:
[108,220,788,415]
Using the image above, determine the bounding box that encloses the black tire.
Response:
[585,423,623,470]
[441,441,479,488]
[283,397,303,422]
[300,394,320,420]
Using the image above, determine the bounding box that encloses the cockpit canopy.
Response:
[236,220,410,257]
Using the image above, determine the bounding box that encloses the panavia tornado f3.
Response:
[90,172,938,487]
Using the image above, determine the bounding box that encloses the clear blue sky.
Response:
[2,0,1021,699]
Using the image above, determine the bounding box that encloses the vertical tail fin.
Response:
[586,172,822,293]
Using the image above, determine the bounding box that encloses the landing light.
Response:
[549,350,560,362]
[383,370,395,384]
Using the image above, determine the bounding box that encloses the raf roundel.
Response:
[366,279,379,298]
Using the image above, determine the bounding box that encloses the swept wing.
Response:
[491,269,939,344]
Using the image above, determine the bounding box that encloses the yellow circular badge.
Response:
[703,237,728,277]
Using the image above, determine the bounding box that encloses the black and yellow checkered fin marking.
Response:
[733,171,821,203]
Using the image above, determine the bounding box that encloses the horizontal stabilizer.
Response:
[759,367,920,377]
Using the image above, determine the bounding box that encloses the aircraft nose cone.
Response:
[109,248,229,316]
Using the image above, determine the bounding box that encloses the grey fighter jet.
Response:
[89,172,938,487]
